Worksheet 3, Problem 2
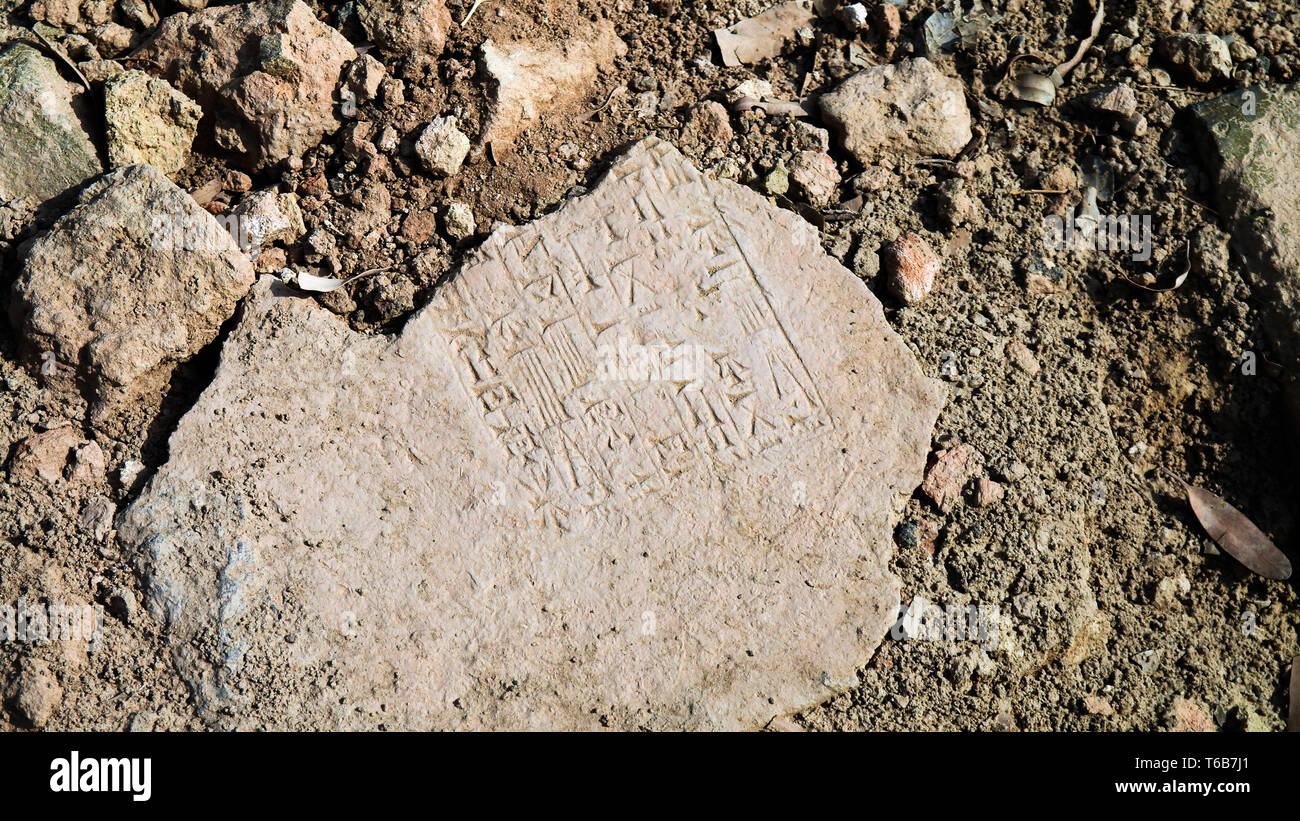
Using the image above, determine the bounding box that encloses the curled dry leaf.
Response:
[714,1,816,67]
[1008,0,1103,106]
[1123,239,1192,293]
[277,266,389,293]
[1165,469,1293,580]
[731,96,810,117]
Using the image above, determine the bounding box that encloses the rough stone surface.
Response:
[819,58,972,164]
[1190,85,1300,380]
[1080,83,1138,119]
[921,443,977,513]
[9,164,256,412]
[480,22,627,148]
[443,201,475,242]
[788,150,840,208]
[120,138,943,730]
[8,658,61,729]
[133,0,357,169]
[232,187,305,250]
[414,116,470,177]
[357,0,450,62]
[103,69,203,174]
[0,43,103,204]
[1158,33,1233,85]
[344,53,385,101]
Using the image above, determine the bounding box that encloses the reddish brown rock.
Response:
[922,444,978,513]
[134,0,357,169]
[973,478,1005,507]
[884,232,942,305]
[789,150,841,208]
[358,0,450,63]
[7,427,102,485]
[1167,696,1216,732]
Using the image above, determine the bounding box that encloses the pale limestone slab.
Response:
[121,138,944,730]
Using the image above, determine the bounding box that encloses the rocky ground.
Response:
[0,0,1297,731]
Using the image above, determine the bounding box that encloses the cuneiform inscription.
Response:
[431,142,831,528]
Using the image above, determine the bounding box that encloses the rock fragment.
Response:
[0,43,102,204]
[1080,83,1138,119]
[1082,694,1115,716]
[120,138,943,730]
[415,116,470,177]
[8,659,61,729]
[133,0,357,169]
[344,53,386,102]
[232,188,305,250]
[9,165,256,413]
[922,443,978,513]
[443,201,475,242]
[884,232,942,305]
[6,427,103,485]
[788,150,840,207]
[680,101,734,157]
[103,70,203,174]
[357,0,450,62]
[819,58,972,164]
[1167,696,1216,732]
[1158,33,1233,84]
[480,22,627,147]
[973,478,1004,507]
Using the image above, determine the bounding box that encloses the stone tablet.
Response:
[121,138,944,730]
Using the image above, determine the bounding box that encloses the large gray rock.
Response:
[1190,85,1300,372]
[10,164,255,415]
[120,138,943,730]
[819,58,972,164]
[132,0,356,169]
[0,43,103,204]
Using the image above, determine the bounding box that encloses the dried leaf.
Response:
[278,266,390,293]
[190,178,224,206]
[714,1,815,68]
[1165,470,1292,580]
[731,96,810,117]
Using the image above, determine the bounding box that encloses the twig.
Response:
[1176,192,1219,218]
[1011,189,1068,195]
[25,30,91,92]
[460,0,486,26]
[1056,0,1105,77]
